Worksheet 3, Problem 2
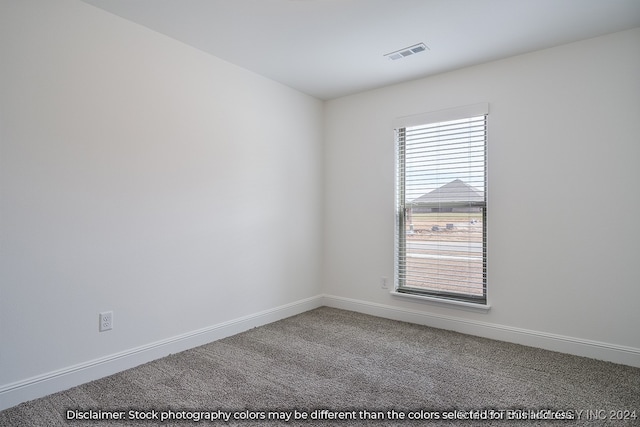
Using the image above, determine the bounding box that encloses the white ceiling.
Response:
[81,0,640,100]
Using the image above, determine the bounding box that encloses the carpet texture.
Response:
[1,307,638,426]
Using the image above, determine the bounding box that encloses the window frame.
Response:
[393,104,488,307]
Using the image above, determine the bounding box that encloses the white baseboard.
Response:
[321,294,640,368]
[0,295,324,411]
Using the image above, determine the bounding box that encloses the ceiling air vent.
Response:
[384,43,429,60]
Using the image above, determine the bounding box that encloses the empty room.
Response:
[1,0,639,424]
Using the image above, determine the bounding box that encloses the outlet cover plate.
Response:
[99,311,113,332]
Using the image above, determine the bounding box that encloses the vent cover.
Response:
[384,43,429,60]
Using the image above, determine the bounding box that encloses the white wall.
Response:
[0,0,323,406]
[323,28,640,364]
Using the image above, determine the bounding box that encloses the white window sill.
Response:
[391,290,491,311]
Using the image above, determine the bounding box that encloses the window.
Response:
[395,104,487,305]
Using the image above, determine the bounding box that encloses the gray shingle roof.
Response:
[411,179,483,206]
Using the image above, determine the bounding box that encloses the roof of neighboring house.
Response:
[411,179,484,206]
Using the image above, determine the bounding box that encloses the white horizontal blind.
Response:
[396,113,487,304]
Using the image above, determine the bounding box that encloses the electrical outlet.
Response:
[381,277,388,289]
[99,311,113,332]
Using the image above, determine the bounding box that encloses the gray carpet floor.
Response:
[1,307,639,426]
